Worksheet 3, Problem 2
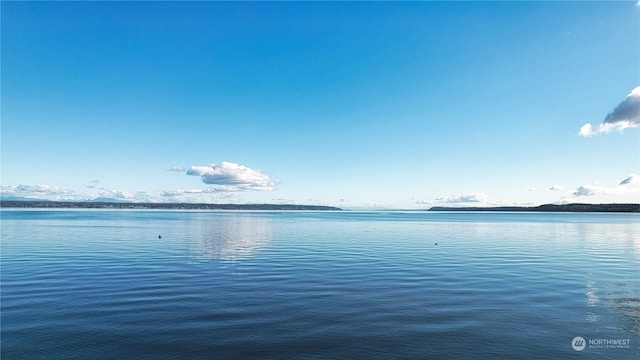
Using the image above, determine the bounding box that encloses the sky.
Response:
[1,1,639,209]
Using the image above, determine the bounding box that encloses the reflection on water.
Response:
[604,283,640,338]
[188,214,273,261]
[584,278,639,335]
[586,279,601,323]
[581,221,640,337]
[610,296,640,337]
[2,210,638,359]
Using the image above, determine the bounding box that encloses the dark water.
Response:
[1,210,639,359]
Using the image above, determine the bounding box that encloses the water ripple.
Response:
[1,210,638,359]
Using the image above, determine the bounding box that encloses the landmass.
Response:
[2,201,638,212]
[428,203,640,213]
[0,200,342,211]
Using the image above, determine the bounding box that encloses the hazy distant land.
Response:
[429,203,640,213]
[1,201,639,212]
[0,200,342,211]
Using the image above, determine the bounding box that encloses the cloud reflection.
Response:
[189,215,273,261]
[581,225,640,337]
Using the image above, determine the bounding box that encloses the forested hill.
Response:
[0,200,342,211]
[428,203,640,213]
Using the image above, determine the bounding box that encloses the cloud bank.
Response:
[0,184,76,200]
[186,162,276,191]
[0,184,153,202]
[436,192,488,204]
[95,189,148,201]
[161,188,240,197]
[572,173,640,197]
[579,86,640,137]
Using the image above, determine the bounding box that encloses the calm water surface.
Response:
[1,210,639,359]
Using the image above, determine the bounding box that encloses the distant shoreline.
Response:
[0,200,342,211]
[428,203,640,213]
[1,201,639,213]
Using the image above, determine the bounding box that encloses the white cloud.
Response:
[549,185,564,191]
[17,184,71,194]
[436,192,488,203]
[95,189,137,200]
[161,188,238,197]
[168,166,186,172]
[579,123,595,137]
[579,86,640,137]
[91,188,154,202]
[162,189,204,197]
[572,174,640,197]
[1,183,155,202]
[620,173,639,185]
[573,185,603,197]
[1,184,77,200]
[186,162,276,191]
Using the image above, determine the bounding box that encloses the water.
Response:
[1,210,638,359]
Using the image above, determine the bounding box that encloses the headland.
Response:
[0,200,342,211]
[428,203,639,213]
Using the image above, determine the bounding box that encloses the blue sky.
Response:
[1,1,639,209]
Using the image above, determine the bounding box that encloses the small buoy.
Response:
[158,235,162,239]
